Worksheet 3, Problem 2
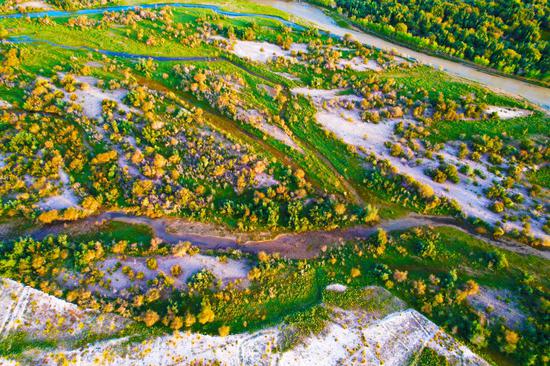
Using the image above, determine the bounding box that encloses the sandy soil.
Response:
[212,36,307,64]
[60,253,251,298]
[0,278,128,342]
[275,71,300,81]
[485,106,532,119]
[15,0,52,10]
[12,286,488,366]
[293,87,548,239]
[338,57,382,72]
[468,287,526,330]
[212,37,382,73]
[85,61,104,68]
[236,107,303,152]
[254,172,279,188]
[55,74,136,120]
[0,99,12,109]
[37,168,80,210]
[325,283,347,292]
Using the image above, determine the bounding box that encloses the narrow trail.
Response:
[7,211,549,260]
[291,131,365,206]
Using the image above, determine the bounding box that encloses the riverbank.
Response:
[253,0,550,112]
[306,1,550,90]
[4,211,548,260]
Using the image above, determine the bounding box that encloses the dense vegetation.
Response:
[0,225,548,364]
[311,0,550,82]
[0,1,548,365]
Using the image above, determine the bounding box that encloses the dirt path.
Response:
[291,132,365,205]
[10,211,549,260]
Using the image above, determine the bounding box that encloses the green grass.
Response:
[526,165,550,189]
[428,112,549,144]
[408,347,450,366]
[280,304,331,350]
[322,286,400,313]
[71,221,153,247]
[0,332,56,357]
[382,66,528,108]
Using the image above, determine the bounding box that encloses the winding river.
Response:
[1,0,548,110]
[255,0,550,112]
[6,211,547,260]
[0,1,548,260]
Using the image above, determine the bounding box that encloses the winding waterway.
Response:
[1,1,548,259]
[5,211,547,260]
[1,1,548,110]
[254,0,550,111]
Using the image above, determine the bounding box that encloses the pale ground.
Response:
[59,253,251,298]
[15,0,52,10]
[0,278,128,342]
[56,74,136,120]
[485,106,532,119]
[37,168,80,210]
[211,36,307,64]
[212,36,384,72]
[0,153,6,169]
[275,71,300,81]
[468,287,526,330]
[3,285,489,366]
[324,283,347,292]
[236,107,303,152]
[293,87,547,239]
[338,57,382,72]
[254,172,279,188]
[0,99,12,109]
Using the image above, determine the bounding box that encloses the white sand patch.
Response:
[56,74,137,120]
[38,168,80,210]
[254,172,279,188]
[275,71,300,81]
[325,283,347,292]
[212,36,308,64]
[338,57,382,72]
[294,87,547,238]
[16,0,52,10]
[293,87,345,99]
[85,61,104,68]
[356,309,489,366]
[23,302,488,365]
[38,190,79,210]
[0,99,12,109]
[485,106,532,119]
[118,156,141,176]
[468,287,526,329]
[0,278,128,341]
[62,254,251,298]
[236,108,303,152]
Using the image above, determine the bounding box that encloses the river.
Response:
[1,0,548,110]
[4,211,546,260]
[254,0,550,112]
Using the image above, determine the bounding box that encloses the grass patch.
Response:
[408,347,450,366]
[0,332,56,357]
[526,165,550,189]
[428,112,549,144]
[71,221,153,248]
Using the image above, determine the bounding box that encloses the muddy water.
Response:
[254,0,550,111]
[2,1,548,109]
[15,211,549,260]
